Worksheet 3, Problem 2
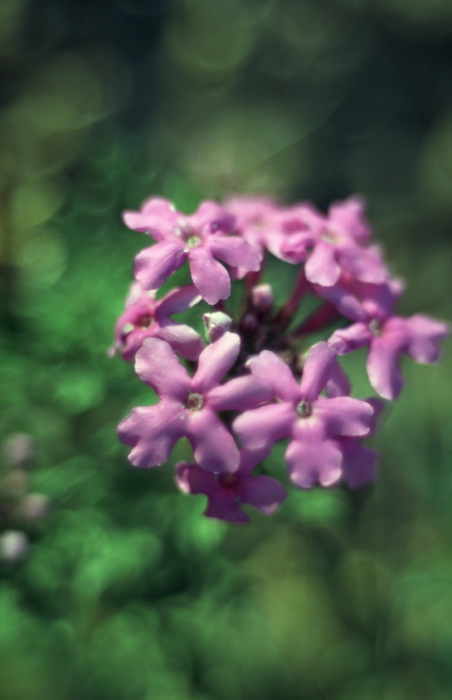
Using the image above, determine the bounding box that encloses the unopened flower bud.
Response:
[0,531,28,563]
[251,284,274,315]
[203,312,232,341]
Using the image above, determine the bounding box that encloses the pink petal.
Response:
[208,236,262,271]
[135,337,191,400]
[404,314,449,363]
[305,241,341,287]
[247,350,300,402]
[285,426,342,488]
[328,196,370,243]
[208,375,273,411]
[188,246,231,304]
[192,200,236,234]
[339,245,387,284]
[239,475,287,514]
[299,342,337,401]
[175,461,216,495]
[340,439,378,488]
[233,402,294,450]
[186,409,240,474]
[329,323,373,355]
[158,322,204,361]
[315,396,374,437]
[117,402,185,467]
[134,240,186,290]
[325,361,351,397]
[204,489,249,523]
[367,335,404,400]
[192,332,240,394]
[156,285,201,317]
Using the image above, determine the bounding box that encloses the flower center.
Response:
[174,224,202,248]
[219,473,239,487]
[138,314,154,329]
[186,393,204,411]
[369,319,381,336]
[296,400,312,418]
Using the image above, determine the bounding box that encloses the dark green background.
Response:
[1,0,451,698]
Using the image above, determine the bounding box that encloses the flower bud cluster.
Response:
[0,434,49,563]
[114,195,448,523]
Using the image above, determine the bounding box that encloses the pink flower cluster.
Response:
[114,195,448,523]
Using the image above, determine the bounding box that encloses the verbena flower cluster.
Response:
[114,195,448,523]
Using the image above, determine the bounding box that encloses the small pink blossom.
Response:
[175,447,287,523]
[330,311,449,400]
[233,342,374,488]
[124,198,262,304]
[111,281,203,361]
[117,333,270,474]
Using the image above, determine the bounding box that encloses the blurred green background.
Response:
[1,0,451,698]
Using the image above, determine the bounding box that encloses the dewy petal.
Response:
[315,396,374,437]
[239,475,287,515]
[158,322,204,361]
[134,240,186,290]
[207,236,262,271]
[233,402,294,450]
[247,350,300,402]
[135,337,191,400]
[123,197,177,238]
[403,314,449,364]
[186,409,240,474]
[367,335,404,400]
[188,246,231,304]
[117,402,185,467]
[299,342,338,401]
[329,323,373,355]
[285,424,342,489]
[156,285,201,317]
[305,241,341,287]
[192,332,240,394]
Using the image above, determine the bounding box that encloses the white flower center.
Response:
[296,400,312,418]
[186,393,204,411]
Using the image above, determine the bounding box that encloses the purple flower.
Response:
[175,447,287,523]
[281,197,389,287]
[233,342,375,488]
[117,333,270,474]
[111,281,203,361]
[123,198,262,304]
[330,312,449,400]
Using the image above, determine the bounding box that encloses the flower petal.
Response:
[208,236,262,271]
[134,240,186,290]
[403,314,449,364]
[367,335,404,400]
[117,402,185,467]
[158,322,204,361]
[239,475,287,515]
[188,246,231,304]
[285,426,342,488]
[315,396,374,437]
[135,337,191,400]
[305,241,341,286]
[208,375,273,411]
[156,285,201,317]
[192,332,240,394]
[299,342,337,401]
[329,323,373,355]
[233,402,294,450]
[340,439,378,488]
[186,409,240,473]
[247,350,300,402]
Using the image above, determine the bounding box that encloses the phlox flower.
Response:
[330,310,449,400]
[117,332,270,474]
[123,197,262,304]
[233,342,375,488]
[175,447,287,523]
[281,197,389,287]
[111,281,203,361]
